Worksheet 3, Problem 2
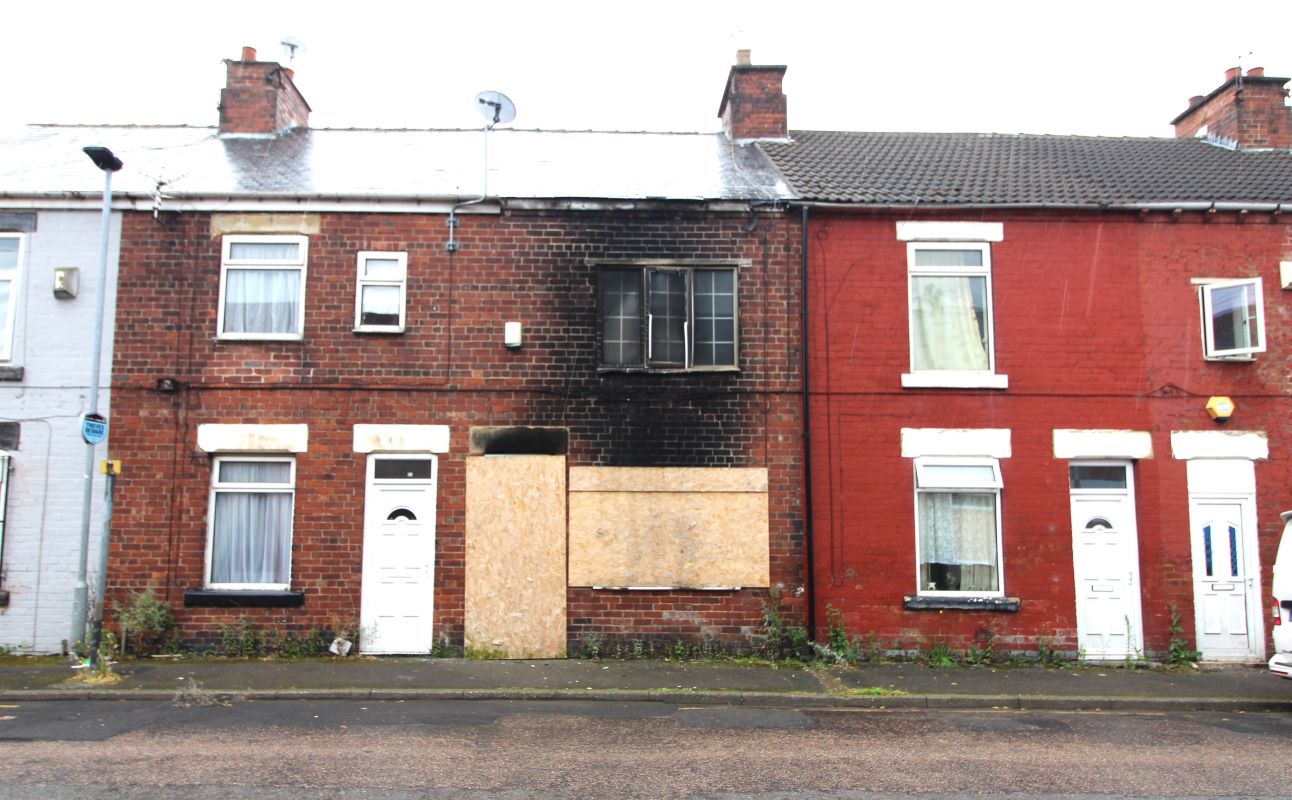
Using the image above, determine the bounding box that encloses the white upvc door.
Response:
[360,455,438,655]
[1189,497,1262,660]
[1068,462,1144,661]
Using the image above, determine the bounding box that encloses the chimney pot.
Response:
[1188,95,1204,108]
[1247,66,1264,77]
[736,49,752,66]
[1225,66,1241,80]
[241,46,257,62]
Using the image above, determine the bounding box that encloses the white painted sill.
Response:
[901,372,1009,389]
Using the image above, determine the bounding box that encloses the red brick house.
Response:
[756,67,1292,662]
[61,48,806,655]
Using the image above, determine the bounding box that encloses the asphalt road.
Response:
[1,699,1288,799]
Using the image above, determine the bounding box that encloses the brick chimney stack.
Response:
[218,45,312,136]
[718,49,788,143]
[1171,67,1290,149]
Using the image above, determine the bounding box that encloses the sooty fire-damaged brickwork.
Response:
[106,205,804,653]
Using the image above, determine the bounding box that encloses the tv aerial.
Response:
[474,91,516,129]
[280,36,306,63]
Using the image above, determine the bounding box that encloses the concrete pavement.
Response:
[2,656,1290,711]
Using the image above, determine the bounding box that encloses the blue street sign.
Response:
[82,413,107,445]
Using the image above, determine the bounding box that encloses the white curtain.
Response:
[211,491,291,585]
[224,269,300,334]
[919,492,998,591]
[211,461,291,585]
[910,276,989,371]
[229,241,299,261]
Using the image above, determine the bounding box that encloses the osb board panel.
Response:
[569,466,768,493]
[465,455,567,658]
[568,468,769,589]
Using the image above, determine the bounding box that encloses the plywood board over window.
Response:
[465,455,567,659]
[568,467,769,589]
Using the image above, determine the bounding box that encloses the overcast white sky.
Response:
[5,0,1290,137]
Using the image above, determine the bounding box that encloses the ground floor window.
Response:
[914,458,1003,595]
[206,456,294,589]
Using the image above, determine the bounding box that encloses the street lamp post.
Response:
[70,146,122,655]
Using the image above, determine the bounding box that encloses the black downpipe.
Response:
[800,205,816,638]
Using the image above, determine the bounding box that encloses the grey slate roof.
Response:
[759,131,1292,206]
[0,125,791,203]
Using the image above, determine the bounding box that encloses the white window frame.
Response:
[204,455,295,590]
[0,233,25,361]
[1196,277,1266,360]
[912,456,1005,598]
[598,264,740,372]
[0,453,10,580]
[217,235,308,341]
[902,240,1007,389]
[354,251,407,333]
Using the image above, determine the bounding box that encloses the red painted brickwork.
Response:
[720,66,788,141]
[107,206,805,652]
[1173,69,1291,149]
[218,49,310,135]
[807,209,1292,659]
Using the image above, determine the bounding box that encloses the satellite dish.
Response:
[280,36,306,62]
[474,91,516,128]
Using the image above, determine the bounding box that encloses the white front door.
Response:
[1189,498,1261,660]
[360,455,437,655]
[1069,462,1143,661]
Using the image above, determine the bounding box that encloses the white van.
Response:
[1271,511,1292,678]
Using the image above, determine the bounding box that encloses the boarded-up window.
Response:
[568,467,769,589]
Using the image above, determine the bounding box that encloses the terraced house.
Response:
[3,49,1290,666]
[755,66,1292,662]
[0,47,806,656]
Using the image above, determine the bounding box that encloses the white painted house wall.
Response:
[0,211,120,654]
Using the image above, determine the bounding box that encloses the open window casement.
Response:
[1199,277,1266,359]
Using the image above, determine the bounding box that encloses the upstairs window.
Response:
[354,251,407,333]
[913,457,1004,597]
[0,235,23,361]
[218,235,308,340]
[1198,277,1265,359]
[599,265,738,370]
[907,242,996,376]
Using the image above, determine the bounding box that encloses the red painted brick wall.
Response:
[108,207,805,652]
[807,209,1292,658]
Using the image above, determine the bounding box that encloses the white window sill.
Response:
[216,335,305,342]
[902,372,1009,389]
[1202,354,1255,362]
[353,326,405,335]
